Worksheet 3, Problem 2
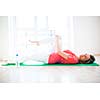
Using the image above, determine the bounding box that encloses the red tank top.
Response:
[48,50,79,64]
[60,50,79,64]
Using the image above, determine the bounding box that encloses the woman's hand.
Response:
[57,51,69,60]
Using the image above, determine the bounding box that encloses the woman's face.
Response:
[79,54,90,61]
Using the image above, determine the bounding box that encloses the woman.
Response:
[48,50,95,64]
[48,35,95,64]
[29,34,95,64]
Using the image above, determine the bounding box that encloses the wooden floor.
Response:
[0,56,100,83]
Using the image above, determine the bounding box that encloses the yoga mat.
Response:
[2,62,99,66]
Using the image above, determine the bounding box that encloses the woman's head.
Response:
[79,54,95,64]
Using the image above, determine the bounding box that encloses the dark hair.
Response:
[79,55,95,64]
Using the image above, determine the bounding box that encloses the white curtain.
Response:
[8,16,16,62]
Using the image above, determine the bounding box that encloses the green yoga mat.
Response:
[2,62,99,66]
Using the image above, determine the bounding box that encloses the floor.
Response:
[0,56,100,83]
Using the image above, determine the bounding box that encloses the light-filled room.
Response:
[0,16,100,83]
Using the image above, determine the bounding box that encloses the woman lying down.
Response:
[48,50,95,64]
[29,35,95,64]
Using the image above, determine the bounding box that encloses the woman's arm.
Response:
[55,35,62,52]
[58,51,79,64]
[55,35,69,60]
[58,51,70,60]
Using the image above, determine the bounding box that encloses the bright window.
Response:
[8,16,74,62]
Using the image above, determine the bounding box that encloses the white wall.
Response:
[0,16,9,60]
[73,16,100,55]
